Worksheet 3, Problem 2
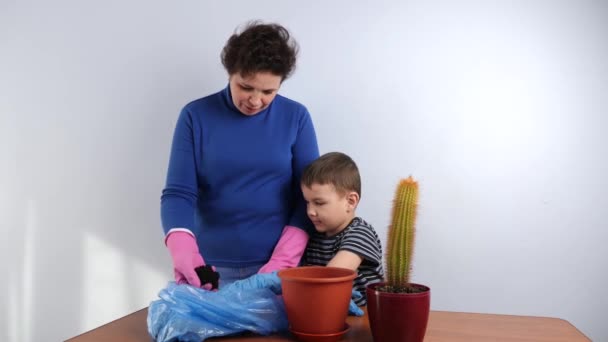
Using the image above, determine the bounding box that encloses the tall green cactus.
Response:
[386,176,419,289]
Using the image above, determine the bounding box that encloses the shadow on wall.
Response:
[3,199,35,342]
[3,87,185,340]
[5,184,172,341]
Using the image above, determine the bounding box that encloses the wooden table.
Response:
[65,307,590,341]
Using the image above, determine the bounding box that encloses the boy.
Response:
[301,152,384,306]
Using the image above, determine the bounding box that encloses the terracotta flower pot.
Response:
[366,282,431,342]
[278,266,356,335]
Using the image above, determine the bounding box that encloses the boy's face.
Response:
[301,183,358,237]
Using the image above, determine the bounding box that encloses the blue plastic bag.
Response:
[147,273,288,342]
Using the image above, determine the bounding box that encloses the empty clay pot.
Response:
[278,266,356,335]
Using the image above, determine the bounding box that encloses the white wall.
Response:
[2,1,607,341]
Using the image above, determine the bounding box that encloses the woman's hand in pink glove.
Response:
[165,231,212,289]
[258,226,308,273]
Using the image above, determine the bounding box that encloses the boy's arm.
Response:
[327,250,363,271]
[328,250,366,316]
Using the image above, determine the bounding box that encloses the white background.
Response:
[2,1,607,341]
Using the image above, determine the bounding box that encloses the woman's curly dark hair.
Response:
[221,21,299,81]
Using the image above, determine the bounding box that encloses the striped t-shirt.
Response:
[304,217,384,305]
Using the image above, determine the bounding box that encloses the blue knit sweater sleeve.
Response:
[160,106,199,234]
[288,108,319,233]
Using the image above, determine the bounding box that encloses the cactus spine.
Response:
[386,176,419,289]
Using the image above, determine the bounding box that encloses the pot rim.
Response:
[278,266,357,283]
[367,282,431,297]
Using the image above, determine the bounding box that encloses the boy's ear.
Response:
[346,191,360,211]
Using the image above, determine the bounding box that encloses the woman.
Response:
[161,22,319,288]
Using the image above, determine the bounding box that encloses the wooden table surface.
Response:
[65,307,590,341]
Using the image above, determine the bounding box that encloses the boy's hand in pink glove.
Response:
[165,231,213,290]
[258,225,309,273]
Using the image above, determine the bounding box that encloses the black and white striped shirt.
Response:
[304,217,384,306]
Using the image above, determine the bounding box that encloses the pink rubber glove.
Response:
[165,231,212,289]
[258,225,309,273]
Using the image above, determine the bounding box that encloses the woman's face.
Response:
[229,72,282,116]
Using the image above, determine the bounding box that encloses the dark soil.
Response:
[195,265,220,290]
[376,284,428,294]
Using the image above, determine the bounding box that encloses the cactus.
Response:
[385,176,419,291]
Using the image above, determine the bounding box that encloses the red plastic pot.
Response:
[366,282,431,342]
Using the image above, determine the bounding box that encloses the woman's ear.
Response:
[346,192,360,212]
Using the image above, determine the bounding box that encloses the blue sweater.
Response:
[161,86,319,267]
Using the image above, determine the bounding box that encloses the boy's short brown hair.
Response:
[301,152,361,197]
